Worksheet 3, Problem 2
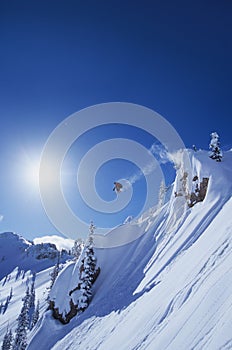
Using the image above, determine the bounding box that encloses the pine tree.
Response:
[209,132,222,162]
[13,307,28,349]
[29,281,35,309]
[13,288,30,350]
[2,328,13,350]
[78,281,90,311]
[30,301,39,330]
[181,171,188,197]
[27,281,36,329]
[50,253,60,289]
[9,288,13,301]
[77,222,98,311]
[158,180,166,207]
[71,239,84,261]
[192,144,197,152]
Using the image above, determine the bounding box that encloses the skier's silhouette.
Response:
[113,182,122,193]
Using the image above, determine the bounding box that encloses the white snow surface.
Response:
[33,235,74,252]
[2,150,232,350]
[0,232,73,346]
[0,232,72,280]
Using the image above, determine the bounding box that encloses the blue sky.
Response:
[0,0,231,240]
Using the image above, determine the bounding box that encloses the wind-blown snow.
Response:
[2,150,232,350]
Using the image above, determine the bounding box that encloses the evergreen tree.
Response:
[2,328,13,350]
[192,144,197,152]
[13,288,30,350]
[181,171,188,197]
[13,306,28,349]
[9,288,13,301]
[209,132,222,162]
[30,301,39,330]
[3,296,10,314]
[77,222,98,311]
[78,281,90,311]
[158,180,166,207]
[29,281,35,309]
[71,239,84,260]
[27,281,36,329]
[50,253,60,289]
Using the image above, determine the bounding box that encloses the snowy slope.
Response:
[12,151,232,349]
[0,232,72,280]
[0,233,74,345]
[0,266,52,342]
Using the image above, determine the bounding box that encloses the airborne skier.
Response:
[113,182,122,193]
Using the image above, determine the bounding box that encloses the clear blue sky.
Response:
[0,0,231,240]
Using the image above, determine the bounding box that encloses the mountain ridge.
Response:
[0,231,73,280]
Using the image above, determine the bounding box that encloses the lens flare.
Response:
[39,102,192,247]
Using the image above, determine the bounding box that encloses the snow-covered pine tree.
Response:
[78,281,90,311]
[209,132,222,162]
[77,222,98,312]
[30,301,39,330]
[71,238,84,261]
[22,287,30,330]
[9,288,13,301]
[192,144,197,152]
[49,254,61,289]
[181,171,189,198]
[85,222,97,285]
[29,281,35,309]
[13,288,30,350]
[27,281,36,329]
[1,328,13,350]
[158,180,166,207]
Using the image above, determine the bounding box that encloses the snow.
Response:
[0,233,73,347]
[0,266,52,342]
[1,150,232,350]
[0,232,72,281]
[33,236,74,252]
[49,261,81,315]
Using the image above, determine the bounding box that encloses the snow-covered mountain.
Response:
[0,233,74,349]
[1,149,232,350]
[0,232,73,280]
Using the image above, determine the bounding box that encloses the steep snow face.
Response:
[0,266,53,344]
[0,233,74,346]
[0,232,32,279]
[0,232,72,280]
[24,151,232,349]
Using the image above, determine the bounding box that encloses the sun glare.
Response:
[25,160,40,189]
[14,149,42,194]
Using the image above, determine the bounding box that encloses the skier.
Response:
[113,182,122,193]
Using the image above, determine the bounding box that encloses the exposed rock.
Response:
[189,177,209,207]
